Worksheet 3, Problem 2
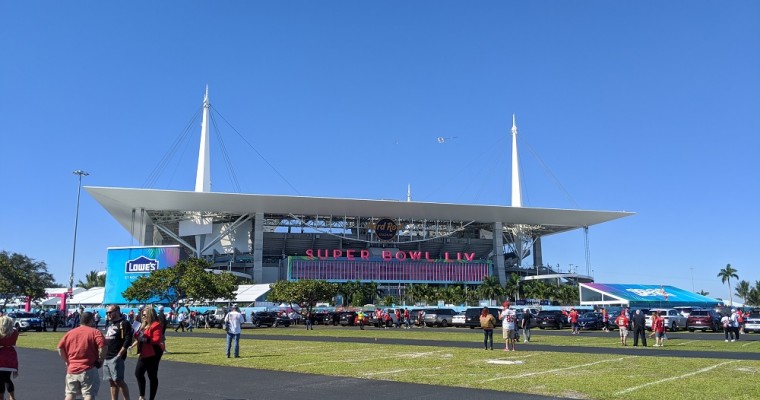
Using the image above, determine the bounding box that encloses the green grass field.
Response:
[18,328,760,399]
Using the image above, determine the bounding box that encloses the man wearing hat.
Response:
[499,301,517,351]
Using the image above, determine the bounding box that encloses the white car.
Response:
[645,308,688,331]
[744,313,760,333]
[452,313,466,327]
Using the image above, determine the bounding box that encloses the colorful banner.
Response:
[103,246,180,304]
[287,256,491,284]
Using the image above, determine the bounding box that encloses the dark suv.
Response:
[536,310,567,329]
[251,311,277,327]
[422,308,458,327]
[464,307,502,329]
[686,309,722,332]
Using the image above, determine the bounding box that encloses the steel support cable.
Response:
[143,107,203,188]
[211,108,301,195]
[210,115,242,193]
[521,138,579,209]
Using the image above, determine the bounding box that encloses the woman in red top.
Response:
[0,315,19,400]
[652,311,666,347]
[134,307,164,400]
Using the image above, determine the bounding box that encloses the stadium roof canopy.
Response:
[85,186,634,240]
[580,283,721,308]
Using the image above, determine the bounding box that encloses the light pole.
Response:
[68,170,89,297]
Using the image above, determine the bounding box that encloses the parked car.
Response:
[339,311,361,326]
[686,309,722,332]
[274,314,292,327]
[251,311,279,328]
[8,312,43,332]
[536,310,567,330]
[646,308,687,331]
[743,312,760,334]
[463,307,502,329]
[673,306,696,319]
[423,308,458,327]
[452,313,466,327]
[577,312,606,330]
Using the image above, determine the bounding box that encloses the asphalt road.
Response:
[14,346,557,400]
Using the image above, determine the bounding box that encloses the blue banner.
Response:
[103,246,180,304]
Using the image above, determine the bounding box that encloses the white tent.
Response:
[70,287,105,306]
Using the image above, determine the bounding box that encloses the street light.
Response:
[68,170,89,297]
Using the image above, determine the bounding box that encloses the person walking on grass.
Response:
[632,309,647,347]
[521,308,533,343]
[615,311,629,346]
[224,305,243,358]
[650,311,666,347]
[499,301,517,351]
[58,312,107,400]
[479,307,497,350]
[0,316,19,400]
[103,305,133,400]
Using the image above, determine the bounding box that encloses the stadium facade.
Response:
[86,90,633,296]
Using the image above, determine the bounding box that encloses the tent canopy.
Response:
[580,283,720,308]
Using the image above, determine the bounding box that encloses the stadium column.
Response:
[253,212,264,283]
[492,221,507,286]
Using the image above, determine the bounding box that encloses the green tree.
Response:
[268,280,338,317]
[0,251,56,309]
[735,280,751,303]
[406,284,434,305]
[77,270,106,289]
[745,281,760,306]
[717,264,739,306]
[122,258,237,312]
[381,295,397,307]
[504,273,521,300]
[442,285,465,305]
[477,276,504,306]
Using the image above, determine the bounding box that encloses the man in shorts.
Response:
[500,301,517,351]
[103,305,133,400]
[615,311,630,346]
[58,311,106,400]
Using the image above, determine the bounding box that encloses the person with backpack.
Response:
[103,305,133,400]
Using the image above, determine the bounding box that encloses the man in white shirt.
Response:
[224,305,243,358]
[500,301,517,351]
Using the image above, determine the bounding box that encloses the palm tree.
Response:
[504,273,521,300]
[77,270,105,289]
[746,281,760,307]
[735,280,751,304]
[478,276,504,306]
[717,264,739,306]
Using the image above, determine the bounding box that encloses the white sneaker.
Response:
[731,339,735,342]
[725,339,729,342]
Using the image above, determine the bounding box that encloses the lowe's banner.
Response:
[103,245,180,304]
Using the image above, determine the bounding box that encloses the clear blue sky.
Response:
[1,2,758,301]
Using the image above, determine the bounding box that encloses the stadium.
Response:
[86,90,633,299]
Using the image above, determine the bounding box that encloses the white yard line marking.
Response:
[289,349,447,367]
[615,361,737,395]
[363,367,441,377]
[674,340,696,346]
[485,356,633,381]
[740,341,755,348]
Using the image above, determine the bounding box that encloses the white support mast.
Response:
[510,114,522,207]
[195,86,211,193]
